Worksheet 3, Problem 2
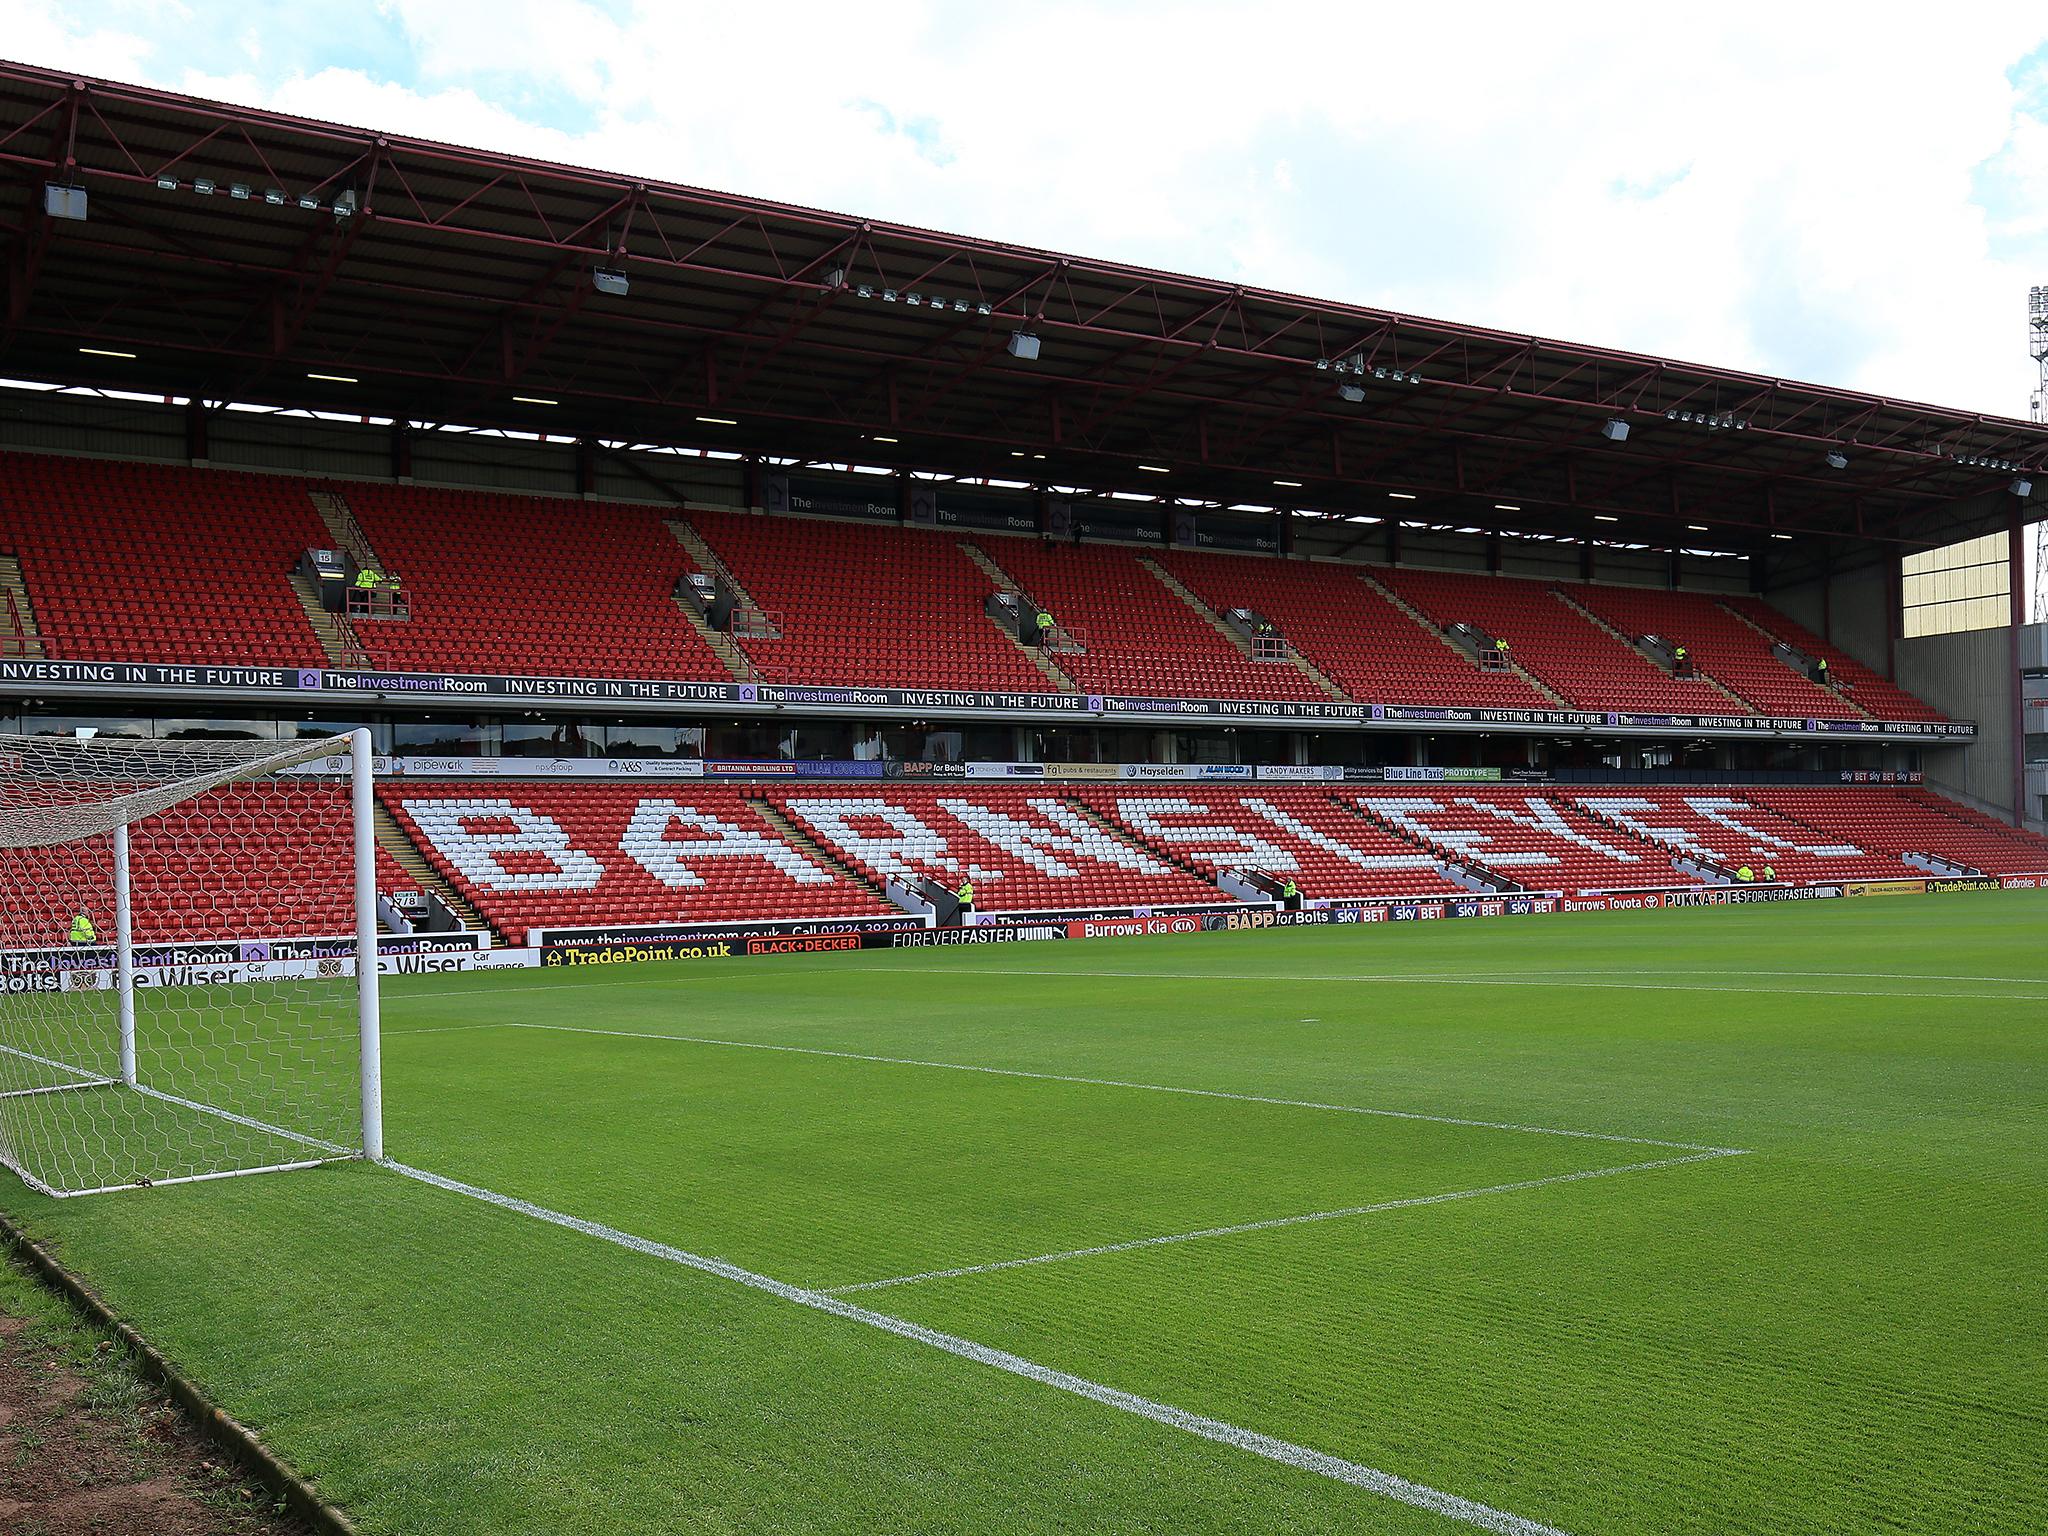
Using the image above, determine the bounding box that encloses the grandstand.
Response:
[0,57,2045,1536]
[0,53,2036,943]
[0,459,1990,718]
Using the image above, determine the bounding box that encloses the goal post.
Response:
[0,729,383,1196]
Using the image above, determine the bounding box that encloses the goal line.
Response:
[387,1158,1576,1536]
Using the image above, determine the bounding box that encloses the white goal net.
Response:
[0,731,382,1197]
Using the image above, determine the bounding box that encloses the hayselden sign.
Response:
[0,659,1976,740]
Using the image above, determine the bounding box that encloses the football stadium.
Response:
[1,53,2046,1536]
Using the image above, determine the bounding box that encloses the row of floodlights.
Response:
[1322,355,1424,403]
[1953,451,2024,472]
[1318,355,1425,385]
[156,173,358,217]
[1666,408,1748,430]
[851,284,994,318]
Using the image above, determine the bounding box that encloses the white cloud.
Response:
[8,0,2048,416]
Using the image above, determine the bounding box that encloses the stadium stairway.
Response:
[665,518,783,639]
[286,570,373,669]
[1714,599,1876,719]
[659,542,758,682]
[750,798,895,903]
[1357,570,1573,708]
[0,554,45,658]
[957,540,1082,693]
[1550,588,1757,715]
[371,802,504,945]
[1138,555,1350,701]
[307,486,390,576]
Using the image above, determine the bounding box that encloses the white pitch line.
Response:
[394,961,2048,1010]
[824,1149,1745,1295]
[386,1159,1573,1536]
[488,1020,1743,1154]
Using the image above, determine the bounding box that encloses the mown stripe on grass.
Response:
[483,1020,1743,1153]
[386,1158,1574,1536]
[821,1149,1747,1294]
[828,967,2048,1002]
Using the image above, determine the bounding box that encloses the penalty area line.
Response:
[823,1148,1746,1295]
[385,1158,1573,1536]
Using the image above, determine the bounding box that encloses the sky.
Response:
[6,0,2048,603]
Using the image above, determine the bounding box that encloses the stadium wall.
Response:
[1764,561,1893,676]
[1897,625,2018,819]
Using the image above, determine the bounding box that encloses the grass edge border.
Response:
[0,1202,359,1536]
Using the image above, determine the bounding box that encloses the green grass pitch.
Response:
[3,891,2044,1535]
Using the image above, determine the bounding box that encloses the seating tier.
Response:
[979,538,1326,700]
[381,784,891,944]
[1742,787,2048,874]
[1721,597,1946,721]
[343,485,727,680]
[1376,567,1736,714]
[683,511,1048,691]
[1565,584,1861,720]
[1561,791,1923,883]
[770,786,1227,911]
[1351,788,1697,894]
[1157,549,1548,708]
[0,453,326,667]
[1073,788,1470,900]
[0,782,355,945]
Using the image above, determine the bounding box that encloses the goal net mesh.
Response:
[0,734,369,1197]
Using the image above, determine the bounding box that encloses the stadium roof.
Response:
[2,58,2043,558]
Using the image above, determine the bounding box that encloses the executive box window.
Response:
[1902,532,2010,637]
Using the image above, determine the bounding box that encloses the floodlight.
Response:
[1601,417,1630,442]
[230,183,251,200]
[1007,331,1042,361]
[2013,477,2035,498]
[156,175,179,192]
[298,194,321,211]
[264,188,286,206]
[193,178,216,196]
[43,183,86,221]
